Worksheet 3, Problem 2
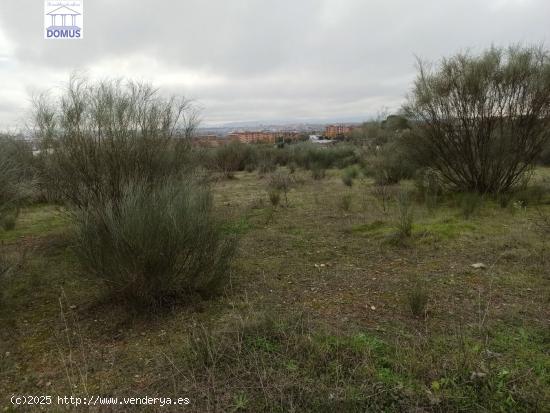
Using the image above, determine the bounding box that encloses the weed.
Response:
[415,168,443,211]
[1,212,17,231]
[339,193,353,212]
[407,277,429,317]
[342,166,359,187]
[267,170,293,206]
[311,163,326,180]
[268,190,281,207]
[396,191,414,239]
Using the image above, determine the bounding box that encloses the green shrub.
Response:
[33,76,197,208]
[1,213,17,231]
[267,171,293,206]
[396,191,414,239]
[339,194,353,212]
[0,137,35,224]
[407,279,429,317]
[342,175,353,187]
[405,45,550,194]
[287,143,358,170]
[258,158,277,176]
[311,163,326,180]
[373,140,417,185]
[268,190,281,207]
[415,168,443,211]
[342,166,358,187]
[214,142,254,178]
[73,179,236,308]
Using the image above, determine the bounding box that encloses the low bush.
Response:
[342,166,359,187]
[395,191,414,240]
[415,168,444,211]
[365,133,417,185]
[258,158,277,176]
[268,190,281,207]
[407,278,429,317]
[267,170,293,206]
[288,143,359,170]
[214,142,255,177]
[311,163,326,180]
[0,137,36,228]
[1,213,17,231]
[73,179,236,308]
[339,193,353,212]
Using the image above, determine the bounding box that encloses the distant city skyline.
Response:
[0,0,549,130]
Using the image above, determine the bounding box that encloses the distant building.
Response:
[227,131,301,144]
[324,124,356,138]
[192,134,226,147]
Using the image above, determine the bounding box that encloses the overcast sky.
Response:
[0,0,549,129]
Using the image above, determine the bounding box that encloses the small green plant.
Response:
[342,166,359,187]
[396,191,414,239]
[339,193,353,212]
[268,189,281,207]
[311,163,326,180]
[342,175,353,187]
[407,278,429,317]
[415,168,442,211]
[288,161,298,174]
[268,170,293,206]
[1,212,17,231]
[231,393,249,411]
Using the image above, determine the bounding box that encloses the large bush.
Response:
[74,179,236,306]
[369,134,417,185]
[212,141,255,177]
[288,143,359,170]
[405,45,550,194]
[33,76,198,208]
[0,136,35,228]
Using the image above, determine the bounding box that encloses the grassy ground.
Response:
[1,169,549,412]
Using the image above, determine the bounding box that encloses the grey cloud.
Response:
[0,0,549,126]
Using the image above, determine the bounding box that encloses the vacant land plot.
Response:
[1,168,549,412]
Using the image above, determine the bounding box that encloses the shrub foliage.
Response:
[74,179,236,306]
[33,76,198,208]
[405,45,550,194]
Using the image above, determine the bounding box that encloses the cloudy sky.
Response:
[0,0,549,129]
